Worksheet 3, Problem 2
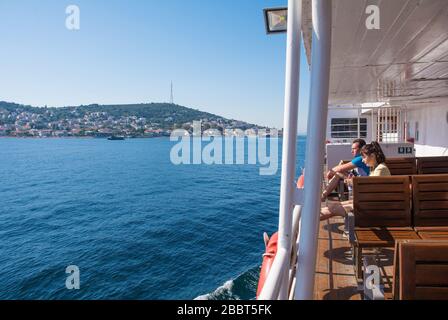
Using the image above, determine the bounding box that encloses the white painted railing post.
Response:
[277,0,302,300]
[258,0,302,301]
[295,0,332,300]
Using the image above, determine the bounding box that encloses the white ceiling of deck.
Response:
[303,0,448,106]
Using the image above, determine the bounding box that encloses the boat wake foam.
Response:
[194,265,260,300]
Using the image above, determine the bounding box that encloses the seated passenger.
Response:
[322,139,370,200]
[320,141,391,221]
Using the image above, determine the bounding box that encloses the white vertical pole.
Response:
[392,108,394,139]
[389,108,392,142]
[390,108,393,142]
[404,106,408,141]
[377,108,380,141]
[371,109,374,142]
[396,108,398,142]
[357,106,361,139]
[396,108,399,142]
[393,108,400,142]
[392,108,394,141]
[394,108,400,138]
[389,108,395,142]
[385,107,388,142]
[389,107,392,142]
[385,108,390,142]
[277,0,302,300]
[393,108,395,141]
[295,0,332,300]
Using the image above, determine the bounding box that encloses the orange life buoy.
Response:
[256,232,278,299]
[257,174,304,298]
[297,173,305,189]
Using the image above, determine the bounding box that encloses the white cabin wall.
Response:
[366,110,376,143]
[406,104,448,156]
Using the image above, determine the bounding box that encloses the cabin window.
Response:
[331,118,367,138]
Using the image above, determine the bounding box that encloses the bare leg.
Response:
[320,201,349,221]
[322,173,346,200]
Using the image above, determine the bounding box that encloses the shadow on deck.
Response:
[314,217,394,300]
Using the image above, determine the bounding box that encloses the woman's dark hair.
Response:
[361,141,386,165]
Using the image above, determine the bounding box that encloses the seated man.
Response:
[322,139,370,200]
[320,141,391,220]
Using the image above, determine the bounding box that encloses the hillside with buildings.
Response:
[0,102,274,138]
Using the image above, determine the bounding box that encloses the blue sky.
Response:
[0,0,310,132]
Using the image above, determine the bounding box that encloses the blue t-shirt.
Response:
[352,156,370,176]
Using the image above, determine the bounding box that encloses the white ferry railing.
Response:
[295,0,332,300]
[288,204,302,299]
[259,205,302,300]
[258,247,289,300]
[258,0,302,301]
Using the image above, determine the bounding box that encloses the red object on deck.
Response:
[257,175,304,298]
[256,232,278,299]
[297,174,305,189]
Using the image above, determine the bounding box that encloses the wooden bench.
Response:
[417,156,448,174]
[340,158,417,176]
[338,156,448,175]
[350,176,420,279]
[334,157,447,201]
[392,240,448,300]
[337,158,416,200]
[412,174,448,240]
[418,229,448,240]
[386,158,417,175]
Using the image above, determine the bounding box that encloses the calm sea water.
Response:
[0,137,306,300]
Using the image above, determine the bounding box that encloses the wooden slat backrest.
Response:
[412,174,448,227]
[395,240,448,300]
[417,157,448,174]
[386,158,417,175]
[353,176,411,228]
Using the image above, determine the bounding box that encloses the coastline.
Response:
[0,136,171,140]
[0,135,300,139]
